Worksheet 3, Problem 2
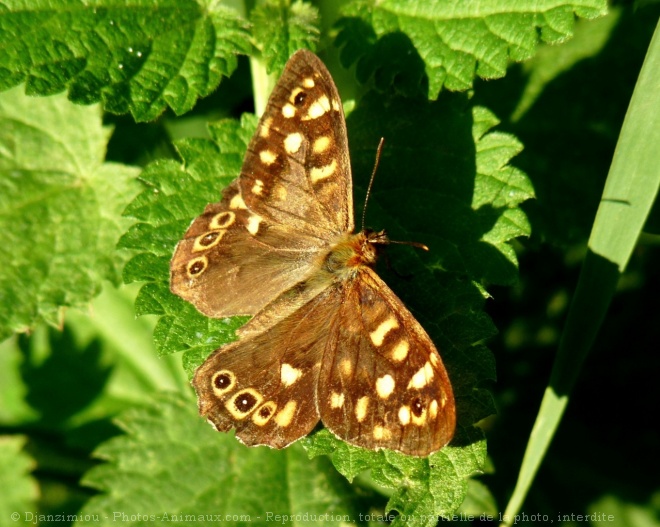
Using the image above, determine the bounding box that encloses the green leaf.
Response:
[251,0,321,74]
[120,117,258,369]
[248,0,321,116]
[0,436,38,526]
[347,94,532,285]
[0,0,251,121]
[586,494,660,527]
[0,87,140,341]
[1,282,186,430]
[508,7,622,122]
[457,479,498,518]
[78,392,366,527]
[337,0,608,98]
[481,7,632,246]
[0,337,39,425]
[304,428,486,526]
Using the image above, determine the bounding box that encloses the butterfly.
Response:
[170,49,455,456]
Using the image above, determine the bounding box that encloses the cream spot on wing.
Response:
[284,132,303,154]
[259,116,273,138]
[370,316,399,347]
[302,95,331,120]
[429,399,439,419]
[313,136,331,153]
[206,418,219,431]
[280,363,303,387]
[246,215,263,235]
[373,425,392,440]
[229,193,247,210]
[330,392,345,409]
[398,405,411,426]
[355,396,369,422]
[302,77,315,88]
[429,352,440,366]
[331,98,341,112]
[251,179,264,195]
[282,103,296,118]
[310,159,337,183]
[391,339,409,362]
[275,184,287,201]
[252,401,277,426]
[340,359,353,377]
[408,362,434,389]
[376,374,395,399]
[259,150,277,165]
[274,400,297,427]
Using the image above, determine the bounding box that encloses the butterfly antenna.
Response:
[361,137,385,231]
[361,139,429,252]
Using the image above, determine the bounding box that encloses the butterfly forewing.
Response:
[171,50,353,319]
[318,268,455,456]
[240,50,353,237]
[170,182,326,318]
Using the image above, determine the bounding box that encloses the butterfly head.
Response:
[364,228,389,245]
[360,228,390,263]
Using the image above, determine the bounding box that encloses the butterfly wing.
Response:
[193,286,344,448]
[171,49,353,318]
[170,182,326,317]
[318,268,456,456]
[239,49,353,237]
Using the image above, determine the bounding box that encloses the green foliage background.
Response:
[1,1,658,526]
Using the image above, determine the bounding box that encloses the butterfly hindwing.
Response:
[193,286,344,448]
[318,268,456,456]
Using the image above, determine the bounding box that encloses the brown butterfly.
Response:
[170,49,455,456]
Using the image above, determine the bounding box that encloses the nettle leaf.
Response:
[120,78,530,521]
[251,0,321,73]
[120,116,258,365]
[337,0,608,98]
[78,392,365,527]
[304,428,486,526]
[0,87,140,341]
[347,94,533,287]
[0,436,38,521]
[0,0,251,121]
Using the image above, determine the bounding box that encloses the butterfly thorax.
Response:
[320,229,389,282]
